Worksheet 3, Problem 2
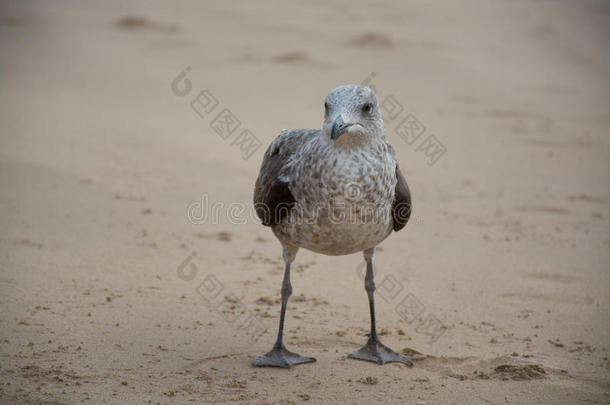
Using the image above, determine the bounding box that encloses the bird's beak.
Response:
[331,115,351,140]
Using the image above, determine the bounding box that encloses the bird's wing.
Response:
[253,129,318,226]
[392,164,412,231]
[384,142,411,232]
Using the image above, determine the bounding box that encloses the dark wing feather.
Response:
[253,130,316,226]
[391,165,411,232]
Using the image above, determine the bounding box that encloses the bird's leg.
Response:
[348,248,413,366]
[253,245,316,368]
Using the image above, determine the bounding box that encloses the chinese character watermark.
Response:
[177,251,267,344]
[361,72,447,166]
[171,66,262,160]
[356,261,446,344]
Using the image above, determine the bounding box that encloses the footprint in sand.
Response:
[114,16,179,33]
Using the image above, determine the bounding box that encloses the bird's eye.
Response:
[324,102,329,112]
[362,102,373,114]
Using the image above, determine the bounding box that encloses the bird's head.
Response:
[322,85,384,145]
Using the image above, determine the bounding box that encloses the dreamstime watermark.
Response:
[356,262,446,344]
[176,250,267,344]
[187,189,421,227]
[361,72,447,166]
[171,66,262,160]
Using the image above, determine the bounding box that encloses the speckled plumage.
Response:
[266,129,396,254]
[254,85,410,255]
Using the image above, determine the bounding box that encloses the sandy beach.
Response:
[1,0,609,403]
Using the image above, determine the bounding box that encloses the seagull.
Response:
[252,84,413,368]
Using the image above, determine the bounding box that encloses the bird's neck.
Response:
[322,131,384,151]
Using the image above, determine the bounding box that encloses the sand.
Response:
[0,0,609,403]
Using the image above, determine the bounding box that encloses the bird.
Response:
[252,84,413,368]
